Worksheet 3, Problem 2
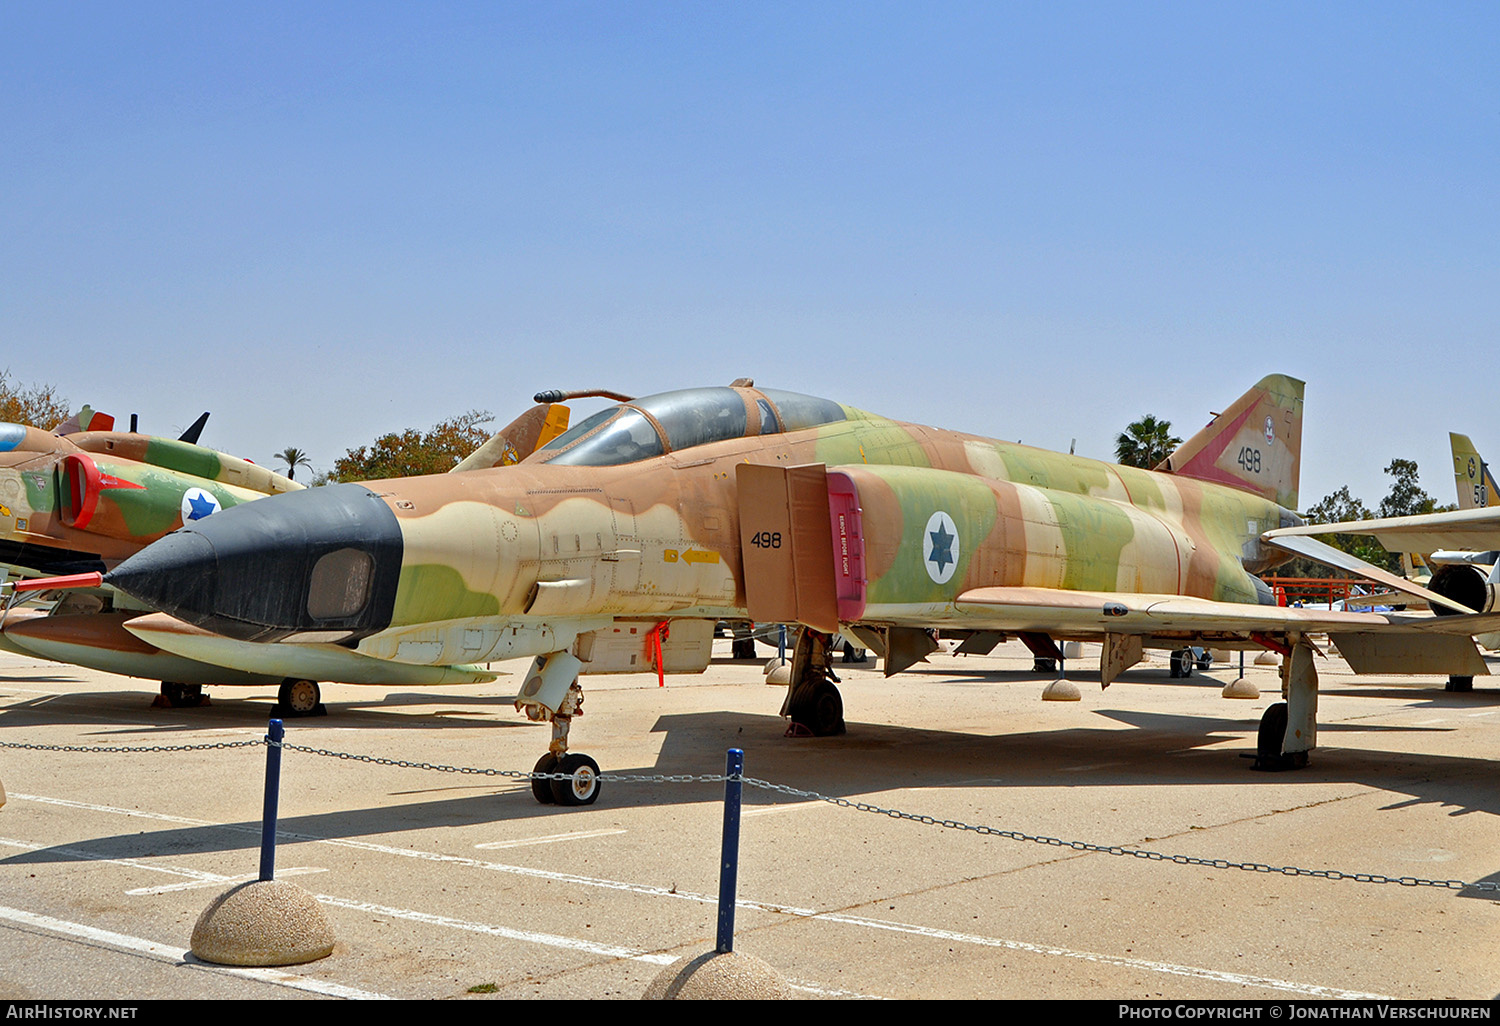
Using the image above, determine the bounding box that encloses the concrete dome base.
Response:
[1222,677,1260,699]
[643,950,791,1000]
[1041,678,1081,701]
[190,880,335,967]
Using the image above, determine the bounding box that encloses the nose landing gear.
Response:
[518,655,601,807]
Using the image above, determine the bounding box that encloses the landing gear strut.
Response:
[781,629,846,736]
[517,655,601,807]
[1250,639,1316,771]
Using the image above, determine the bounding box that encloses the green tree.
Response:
[273,447,313,482]
[331,409,495,481]
[1114,414,1182,469]
[1376,458,1451,519]
[0,369,69,429]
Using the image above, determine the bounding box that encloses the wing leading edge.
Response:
[951,585,1500,682]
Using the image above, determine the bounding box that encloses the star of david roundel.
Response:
[181,487,222,522]
[922,510,960,584]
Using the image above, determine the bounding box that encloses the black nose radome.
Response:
[107,483,404,643]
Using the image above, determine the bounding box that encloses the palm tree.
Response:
[274,447,313,482]
[1114,415,1181,469]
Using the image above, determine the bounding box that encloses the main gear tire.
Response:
[1252,702,1307,771]
[277,679,322,717]
[160,682,203,708]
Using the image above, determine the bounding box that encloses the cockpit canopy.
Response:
[531,386,850,468]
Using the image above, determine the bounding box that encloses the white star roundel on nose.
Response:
[923,510,960,584]
[181,487,221,521]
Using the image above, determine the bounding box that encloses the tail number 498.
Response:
[1237,447,1262,474]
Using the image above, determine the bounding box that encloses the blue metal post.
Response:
[259,719,284,882]
[715,748,745,954]
[777,625,786,663]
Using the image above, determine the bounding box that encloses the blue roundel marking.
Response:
[0,424,26,452]
[181,487,222,521]
[923,510,960,585]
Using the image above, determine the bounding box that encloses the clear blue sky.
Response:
[2,2,1495,509]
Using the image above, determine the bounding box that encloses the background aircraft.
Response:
[0,406,311,705]
[1,399,579,712]
[94,375,1500,806]
[1340,431,1500,671]
[1451,432,1497,512]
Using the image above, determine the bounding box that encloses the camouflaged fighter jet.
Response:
[0,406,314,706]
[98,375,1500,805]
[0,402,579,713]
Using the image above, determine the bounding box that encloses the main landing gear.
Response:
[517,653,601,807]
[1250,640,1317,772]
[156,682,207,708]
[780,629,846,737]
[274,678,326,718]
[1168,648,1196,679]
[156,679,328,717]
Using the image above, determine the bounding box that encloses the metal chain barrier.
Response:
[0,738,262,754]
[7,734,1496,894]
[736,775,1500,894]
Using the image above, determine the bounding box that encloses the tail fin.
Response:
[177,412,210,445]
[1155,374,1304,510]
[1402,551,1433,585]
[52,405,115,436]
[1450,432,1495,510]
[451,403,571,473]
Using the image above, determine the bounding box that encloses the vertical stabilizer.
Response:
[451,403,571,473]
[1154,374,1304,510]
[52,405,114,436]
[1402,552,1433,586]
[1450,432,1495,510]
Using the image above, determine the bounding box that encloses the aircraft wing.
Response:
[951,586,1500,681]
[1266,507,1500,555]
[952,586,1500,636]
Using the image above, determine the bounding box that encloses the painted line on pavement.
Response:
[0,904,387,999]
[6,791,1393,999]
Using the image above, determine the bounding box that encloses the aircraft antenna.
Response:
[533,389,636,404]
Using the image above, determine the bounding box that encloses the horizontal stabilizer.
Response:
[1266,510,1500,564]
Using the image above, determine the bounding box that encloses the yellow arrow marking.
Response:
[662,549,720,565]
